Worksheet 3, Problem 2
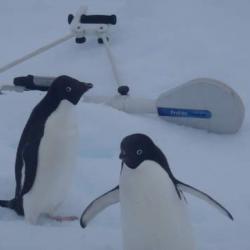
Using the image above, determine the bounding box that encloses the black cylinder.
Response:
[14,75,50,91]
[80,15,117,25]
[118,85,130,95]
[75,37,86,44]
[68,14,74,24]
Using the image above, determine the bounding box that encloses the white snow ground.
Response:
[0,0,249,249]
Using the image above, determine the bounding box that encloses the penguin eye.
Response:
[136,149,143,156]
[65,86,72,93]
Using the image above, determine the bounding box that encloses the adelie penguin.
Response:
[80,133,233,250]
[0,75,93,224]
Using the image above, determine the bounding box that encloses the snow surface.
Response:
[0,0,250,249]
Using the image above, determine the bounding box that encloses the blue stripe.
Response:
[157,107,212,119]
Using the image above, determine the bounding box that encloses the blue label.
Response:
[157,107,212,119]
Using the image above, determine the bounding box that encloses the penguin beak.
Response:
[85,83,93,90]
[119,153,122,160]
[119,151,125,160]
[79,82,93,94]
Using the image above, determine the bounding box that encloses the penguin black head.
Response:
[48,75,93,105]
[119,133,166,169]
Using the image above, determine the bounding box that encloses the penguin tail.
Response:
[0,198,24,215]
[0,199,14,209]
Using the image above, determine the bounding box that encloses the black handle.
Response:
[14,75,53,91]
[80,15,117,25]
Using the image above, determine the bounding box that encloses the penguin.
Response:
[80,133,233,250]
[0,75,93,224]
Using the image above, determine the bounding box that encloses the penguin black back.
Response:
[80,133,233,230]
[0,75,93,216]
[119,133,233,220]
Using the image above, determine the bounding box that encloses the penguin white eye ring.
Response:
[65,86,72,92]
[136,149,143,155]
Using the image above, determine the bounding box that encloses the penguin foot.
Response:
[47,215,79,222]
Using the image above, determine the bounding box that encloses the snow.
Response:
[0,0,249,249]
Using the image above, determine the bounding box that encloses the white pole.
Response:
[0,33,74,75]
[84,95,156,113]
[100,34,123,88]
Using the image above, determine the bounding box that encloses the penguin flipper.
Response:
[177,181,233,220]
[15,152,24,197]
[80,186,119,228]
[20,142,40,196]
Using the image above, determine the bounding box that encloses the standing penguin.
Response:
[0,75,93,224]
[80,133,233,250]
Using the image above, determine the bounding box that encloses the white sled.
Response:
[0,6,245,134]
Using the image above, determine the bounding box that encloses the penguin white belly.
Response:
[23,100,78,223]
[120,161,195,250]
